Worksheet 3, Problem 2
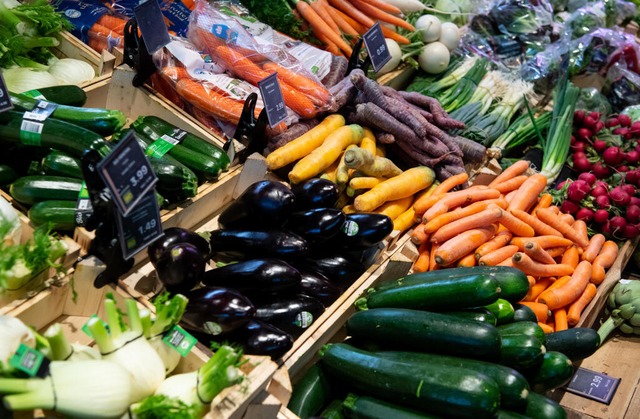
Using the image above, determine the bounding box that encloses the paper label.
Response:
[162,325,197,356]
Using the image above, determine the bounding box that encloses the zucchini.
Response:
[320,399,345,419]
[500,334,546,370]
[41,151,83,179]
[0,164,18,185]
[355,273,500,311]
[543,328,600,362]
[498,321,546,344]
[10,93,125,136]
[484,298,515,325]
[525,392,567,419]
[10,176,83,205]
[512,303,538,323]
[373,351,530,411]
[346,308,501,360]
[444,308,497,326]
[28,200,76,231]
[524,351,574,393]
[343,394,438,419]
[319,343,501,419]
[287,364,331,418]
[22,85,87,107]
[497,410,530,419]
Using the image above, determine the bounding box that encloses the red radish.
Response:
[595,121,605,134]
[574,110,586,124]
[601,220,612,235]
[595,180,608,190]
[606,117,620,128]
[570,135,576,145]
[561,200,580,214]
[618,165,630,173]
[594,209,610,224]
[571,141,587,153]
[603,147,623,166]
[591,184,609,197]
[623,224,640,239]
[589,111,601,120]
[613,127,629,136]
[575,207,595,222]
[556,180,569,190]
[596,195,611,208]
[572,156,592,172]
[592,162,611,178]
[630,121,640,134]
[621,183,636,196]
[567,180,591,202]
[618,114,632,127]
[626,205,640,223]
[578,172,597,185]
[610,215,627,236]
[593,139,607,153]
[630,196,640,206]
[577,128,592,141]
[582,116,597,132]
[610,187,631,206]
[624,150,639,165]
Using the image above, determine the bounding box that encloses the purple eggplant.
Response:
[297,255,366,291]
[148,227,211,264]
[254,294,325,338]
[228,320,294,359]
[181,287,255,336]
[297,270,341,307]
[202,258,301,294]
[209,229,309,259]
[154,243,205,294]
[291,178,339,210]
[284,208,346,243]
[323,213,393,250]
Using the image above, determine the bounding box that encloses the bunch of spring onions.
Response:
[449,71,507,127]
[491,111,552,156]
[436,58,489,113]
[421,56,480,97]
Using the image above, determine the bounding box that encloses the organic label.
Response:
[294,311,314,329]
[134,0,171,54]
[363,22,391,73]
[162,325,197,357]
[565,367,620,404]
[75,181,93,227]
[342,220,360,237]
[258,72,287,127]
[204,322,223,336]
[9,344,46,377]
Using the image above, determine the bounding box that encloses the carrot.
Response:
[424,199,505,234]
[547,246,569,258]
[432,172,469,196]
[360,128,377,156]
[566,283,598,326]
[354,166,436,212]
[309,0,341,34]
[547,206,560,215]
[328,0,410,44]
[374,196,414,220]
[332,8,368,33]
[591,241,619,285]
[553,308,568,332]
[532,193,554,212]
[510,209,562,237]
[342,204,357,214]
[317,32,342,56]
[561,246,580,269]
[488,160,531,188]
[493,175,529,194]
[512,253,574,278]
[519,302,551,323]
[527,275,536,288]
[537,260,592,310]
[175,80,246,124]
[524,241,556,265]
[546,276,571,293]
[497,257,515,267]
[507,173,548,213]
[511,235,574,250]
[320,159,340,183]
[263,62,331,106]
[289,124,364,184]
[349,176,384,190]
[325,2,360,37]
[410,223,428,245]
[160,66,192,81]
[429,242,440,271]
[504,189,518,204]
[422,188,502,222]
[538,322,555,334]
[475,230,513,260]
[393,206,416,233]
[413,242,431,273]
[431,206,503,244]
[535,208,590,248]
[479,245,519,267]
[572,220,589,248]
[295,0,353,55]
[559,213,575,225]
[435,225,498,266]
[380,22,412,45]
[581,235,605,265]
[97,14,127,33]
[498,207,535,237]
[361,0,403,14]
[524,277,554,302]
[349,0,416,31]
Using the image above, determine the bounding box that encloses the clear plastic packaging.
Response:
[105,0,196,38]
[605,62,640,112]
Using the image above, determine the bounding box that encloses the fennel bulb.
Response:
[149,335,181,375]
[48,58,95,85]
[144,293,189,374]
[44,323,100,361]
[1,67,59,93]
[0,360,132,418]
[0,316,35,372]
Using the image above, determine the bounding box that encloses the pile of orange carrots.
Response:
[408,160,620,332]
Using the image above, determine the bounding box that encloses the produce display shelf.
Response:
[54,31,117,89]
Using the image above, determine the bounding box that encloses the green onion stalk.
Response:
[422,56,480,97]
[449,71,507,127]
[491,111,552,157]
[437,58,489,113]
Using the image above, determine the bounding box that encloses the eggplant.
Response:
[154,243,205,294]
[182,287,256,336]
[254,294,325,338]
[340,245,384,269]
[209,229,309,259]
[228,320,294,359]
[291,178,339,210]
[322,213,393,250]
[297,270,341,307]
[298,255,366,291]
[284,208,346,243]
[148,227,211,264]
[218,180,296,229]
[202,258,301,294]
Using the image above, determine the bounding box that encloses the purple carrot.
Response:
[375,131,395,144]
[438,133,464,158]
[398,91,465,130]
[321,55,349,88]
[355,102,416,142]
[451,135,486,163]
[328,79,357,112]
[392,141,453,167]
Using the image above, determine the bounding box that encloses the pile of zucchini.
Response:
[289,266,602,419]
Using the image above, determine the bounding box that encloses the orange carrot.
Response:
[175,79,246,125]
[546,205,560,215]
[559,213,575,225]
[309,0,341,34]
[296,0,353,55]
[488,160,531,188]
[537,261,592,310]
[413,242,431,273]
[263,62,330,106]
[524,277,554,302]
[582,234,606,263]
[512,253,574,278]
[493,175,529,194]
[511,236,574,250]
[498,207,535,237]
[504,189,518,204]
[566,283,597,326]
[561,246,580,269]
[328,0,410,44]
[591,241,619,285]
[97,14,127,33]
[478,245,519,266]
[430,206,503,244]
[547,246,569,259]
[532,193,553,212]
[553,308,569,332]
[435,225,498,266]
[507,173,548,213]
[423,188,502,222]
[524,241,556,265]
[332,8,368,33]
[519,302,551,323]
[535,208,590,248]
[410,223,429,245]
[510,209,562,237]
[361,0,403,14]
[538,322,554,334]
[429,243,440,271]
[349,0,415,31]
[423,199,504,234]
[497,257,515,267]
[475,230,513,260]
[457,252,477,267]
[324,1,360,37]
[545,276,571,293]
[572,220,589,250]
[317,32,342,55]
[413,173,468,216]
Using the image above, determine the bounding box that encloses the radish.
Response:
[602,146,623,166]
[630,121,640,135]
[578,172,597,185]
[590,184,608,197]
[624,149,639,165]
[595,121,605,134]
[567,180,591,202]
[630,196,640,206]
[575,207,595,222]
[613,127,629,137]
[561,200,580,215]
[618,165,630,173]
[577,127,592,141]
[618,114,632,127]
[610,215,627,236]
[571,141,587,153]
[623,224,639,239]
[610,187,631,206]
[605,117,620,128]
[595,180,608,190]
[592,162,611,178]
[574,110,585,124]
[601,220,612,235]
[595,194,610,208]
[626,205,640,223]
[582,116,597,132]
[589,111,601,120]
[593,139,607,153]
[572,152,591,172]
[621,183,636,196]
[594,209,610,224]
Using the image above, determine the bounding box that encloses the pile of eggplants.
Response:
[147,179,393,359]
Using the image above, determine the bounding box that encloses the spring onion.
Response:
[423,56,479,96]
[449,71,507,126]
[145,293,189,374]
[491,111,552,156]
[437,58,489,112]
[43,323,100,362]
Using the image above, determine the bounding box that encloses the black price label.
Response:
[363,22,392,73]
[258,72,287,128]
[565,367,621,404]
[116,190,163,260]
[134,0,171,54]
[98,130,158,216]
[0,70,12,113]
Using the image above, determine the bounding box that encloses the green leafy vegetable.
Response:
[131,395,201,419]
[238,0,310,42]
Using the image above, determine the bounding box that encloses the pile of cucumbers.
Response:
[289,266,602,419]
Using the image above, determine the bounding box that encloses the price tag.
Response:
[145,129,187,159]
[162,325,197,357]
[98,130,158,216]
[134,0,171,54]
[115,190,163,260]
[75,181,93,227]
[258,72,287,128]
[9,344,49,377]
[81,314,110,338]
[0,70,13,113]
[363,22,392,73]
[565,367,621,404]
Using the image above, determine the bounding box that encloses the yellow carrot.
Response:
[393,206,417,233]
[374,196,414,220]
[360,127,376,156]
[354,166,436,212]
[349,176,385,190]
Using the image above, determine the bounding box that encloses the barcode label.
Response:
[77,199,91,210]
[20,120,44,146]
[20,120,43,134]
[160,134,181,146]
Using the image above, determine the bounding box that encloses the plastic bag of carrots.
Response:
[105,0,196,37]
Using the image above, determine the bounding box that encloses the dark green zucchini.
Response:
[346,308,502,360]
[287,364,331,418]
[498,321,546,344]
[319,343,501,419]
[320,399,345,419]
[444,308,497,326]
[497,410,530,419]
[543,328,600,362]
[21,85,87,107]
[524,351,574,393]
[41,151,83,179]
[484,298,515,325]
[343,394,439,418]
[500,334,546,370]
[28,200,76,231]
[525,392,567,419]
[0,164,18,185]
[512,303,538,323]
[10,176,83,205]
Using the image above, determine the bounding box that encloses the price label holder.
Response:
[363,22,391,73]
[0,70,12,113]
[258,72,287,128]
[9,344,50,378]
[133,0,171,54]
[115,189,163,260]
[162,325,197,357]
[565,367,621,404]
[97,130,158,216]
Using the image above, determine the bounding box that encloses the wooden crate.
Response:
[8,256,279,419]
[54,31,116,88]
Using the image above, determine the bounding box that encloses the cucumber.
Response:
[484,298,515,325]
[22,85,87,107]
[544,328,600,361]
[0,164,18,185]
[498,321,546,344]
[444,308,497,326]
[373,351,530,411]
[28,200,76,231]
[346,308,501,360]
[10,93,125,136]
[287,364,331,418]
[41,151,83,179]
[10,176,83,205]
[356,273,500,311]
[525,392,567,419]
[319,343,501,419]
[500,334,546,370]
[321,399,345,419]
[524,351,574,393]
[512,303,538,323]
[343,394,439,419]
[497,410,530,419]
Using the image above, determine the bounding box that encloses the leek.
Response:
[43,323,100,362]
[423,56,479,96]
[145,293,189,374]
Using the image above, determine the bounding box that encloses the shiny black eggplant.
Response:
[154,243,205,294]
[148,227,211,264]
[254,294,325,338]
[284,208,346,243]
[209,229,309,259]
[202,258,301,294]
[291,178,339,210]
[297,255,366,291]
[340,245,384,268]
[218,180,296,229]
[323,213,393,250]
[181,287,256,336]
[297,270,341,307]
[228,320,294,359]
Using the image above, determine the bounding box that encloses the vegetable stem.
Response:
[597,315,624,343]
[44,323,72,361]
[104,299,122,341]
[126,299,143,335]
[87,317,116,354]
[197,345,244,403]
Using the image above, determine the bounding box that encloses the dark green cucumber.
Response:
[10,93,125,136]
[498,321,546,344]
[22,85,87,107]
[356,273,500,311]
[497,410,530,419]
[444,308,497,326]
[500,334,546,370]
[28,200,76,231]
[319,343,501,419]
[512,303,538,323]
[0,111,112,158]
[373,351,530,411]
[346,308,501,360]
[10,176,83,205]
[0,164,18,185]
[524,351,574,393]
[543,328,600,362]
[287,364,331,418]
[343,394,439,419]
[484,298,515,325]
[525,392,567,419]
[320,399,345,419]
[41,151,83,179]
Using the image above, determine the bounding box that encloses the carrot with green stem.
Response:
[328,0,410,44]
[430,206,503,244]
[361,0,403,14]
[535,208,590,248]
[566,283,597,326]
[309,0,341,34]
[590,241,618,285]
[324,2,360,37]
[434,224,498,266]
[523,241,556,265]
[507,173,548,213]
[537,260,592,310]
[354,166,436,212]
[512,253,574,278]
[332,7,368,33]
[293,0,353,55]
[510,209,562,237]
